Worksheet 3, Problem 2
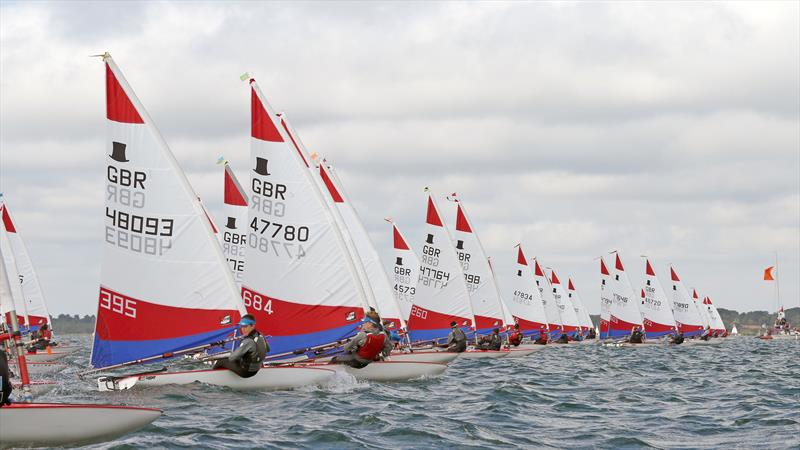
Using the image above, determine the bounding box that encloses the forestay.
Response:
[0,199,51,331]
[505,246,549,338]
[388,221,419,323]
[0,211,29,327]
[91,55,245,369]
[607,253,643,338]
[318,158,405,331]
[533,259,563,339]
[668,266,704,337]
[406,193,473,342]
[549,269,580,337]
[242,80,366,355]
[219,163,248,288]
[567,278,593,334]
[449,198,505,334]
[640,259,677,338]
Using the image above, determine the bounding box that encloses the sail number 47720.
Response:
[242,290,273,315]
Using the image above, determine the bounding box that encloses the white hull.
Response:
[388,351,459,364]
[514,343,549,351]
[458,349,510,359]
[321,361,448,381]
[0,403,161,447]
[505,347,537,357]
[9,362,67,376]
[97,366,335,392]
[22,352,69,362]
[12,381,58,397]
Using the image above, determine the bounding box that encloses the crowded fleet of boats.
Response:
[0,53,794,446]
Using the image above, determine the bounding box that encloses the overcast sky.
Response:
[1,1,797,317]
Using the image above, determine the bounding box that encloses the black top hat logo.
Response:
[646,280,651,286]
[396,257,403,266]
[225,217,237,230]
[516,269,522,277]
[253,157,271,176]
[426,233,434,244]
[456,240,464,250]
[615,274,620,281]
[109,141,129,163]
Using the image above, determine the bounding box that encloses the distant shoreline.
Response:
[51,307,798,336]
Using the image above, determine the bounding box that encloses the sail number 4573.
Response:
[242,290,273,315]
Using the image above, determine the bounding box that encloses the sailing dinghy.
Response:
[604,253,645,345]
[549,269,581,341]
[242,80,446,379]
[87,54,333,391]
[668,266,705,338]
[640,259,678,341]
[0,208,161,446]
[598,257,612,340]
[533,259,564,341]
[567,278,594,341]
[497,245,549,353]
[218,161,248,288]
[446,196,510,357]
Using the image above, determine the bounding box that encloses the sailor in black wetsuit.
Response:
[476,328,502,350]
[213,314,268,378]
[444,321,467,353]
[0,350,12,406]
[628,327,645,344]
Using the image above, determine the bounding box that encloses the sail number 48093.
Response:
[242,290,273,315]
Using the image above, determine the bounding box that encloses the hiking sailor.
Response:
[331,316,388,368]
[508,323,523,347]
[212,314,268,378]
[443,321,467,353]
[476,328,502,350]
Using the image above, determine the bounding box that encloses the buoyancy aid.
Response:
[357,332,386,361]
[508,331,522,346]
[241,331,269,373]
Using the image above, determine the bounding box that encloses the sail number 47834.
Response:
[242,290,273,315]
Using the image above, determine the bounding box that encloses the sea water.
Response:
[24,336,800,449]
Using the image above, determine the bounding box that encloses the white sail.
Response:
[532,258,563,337]
[406,192,474,343]
[668,266,705,337]
[599,257,613,339]
[693,289,712,329]
[317,157,405,331]
[0,216,27,323]
[91,54,245,369]
[388,220,419,323]
[607,253,643,338]
[549,269,581,336]
[640,259,677,338]
[242,79,367,355]
[504,246,549,336]
[567,278,594,331]
[219,162,248,288]
[0,198,51,330]
[448,197,505,333]
[704,297,726,334]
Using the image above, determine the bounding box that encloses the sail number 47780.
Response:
[242,290,273,315]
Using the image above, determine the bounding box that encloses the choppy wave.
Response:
[29,336,800,449]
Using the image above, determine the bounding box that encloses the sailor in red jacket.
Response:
[508,324,523,347]
[332,317,390,369]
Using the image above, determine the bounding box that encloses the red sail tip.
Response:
[551,270,561,285]
[670,267,680,282]
[393,225,410,250]
[516,247,527,266]
[692,289,699,299]
[1,206,16,233]
[105,63,143,124]
[615,254,625,271]
[534,260,544,277]
[425,196,443,226]
[600,258,610,276]
[251,88,284,142]
[641,289,646,298]
[223,166,248,207]
[455,205,472,233]
[319,166,344,203]
[645,259,655,276]
[568,279,575,291]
